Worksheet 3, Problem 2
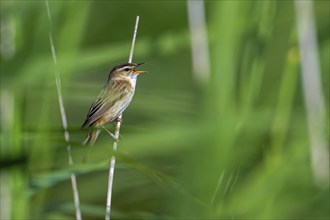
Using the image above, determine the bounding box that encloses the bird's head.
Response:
[108,62,145,82]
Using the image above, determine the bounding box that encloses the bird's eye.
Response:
[124,68,130,72]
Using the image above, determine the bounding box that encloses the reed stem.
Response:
[105,16,140,220]
[45,1,82,219]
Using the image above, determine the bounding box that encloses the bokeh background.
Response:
[1,1,329,219]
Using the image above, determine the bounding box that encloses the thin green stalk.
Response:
[105,16,140,220]
[45,1,82,219]
[295,0,329,187]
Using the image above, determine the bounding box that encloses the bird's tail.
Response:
[82,129,100,162]
[82,129,101,146]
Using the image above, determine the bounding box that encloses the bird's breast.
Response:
[112,79,135,93]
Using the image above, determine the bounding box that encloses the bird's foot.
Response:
[116,117,123,123]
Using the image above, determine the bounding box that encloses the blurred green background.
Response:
[1,0,329,219]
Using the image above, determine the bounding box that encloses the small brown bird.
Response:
[82,62,145,145]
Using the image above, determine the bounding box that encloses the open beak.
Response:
[132,69,146,74]
[133,63,146,74]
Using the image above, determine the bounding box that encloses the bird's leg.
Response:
[102,126,117,141]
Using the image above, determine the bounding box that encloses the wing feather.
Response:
[82,82,132,127]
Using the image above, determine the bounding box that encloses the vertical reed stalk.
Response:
[105,16,140,220]
[294,0,329,187]
[187,0,210,84]
[45,1,82,219]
